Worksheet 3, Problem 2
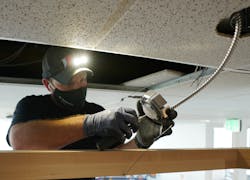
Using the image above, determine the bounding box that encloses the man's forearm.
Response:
[9,115,86,150]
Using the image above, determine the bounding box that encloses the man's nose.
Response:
[72,72,88,87]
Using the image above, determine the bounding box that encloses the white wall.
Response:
[151,121,206,149]
[0,118,12,150]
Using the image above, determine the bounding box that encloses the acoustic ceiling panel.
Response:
[0,1,250,68]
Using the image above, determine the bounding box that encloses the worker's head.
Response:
[42,46,93,111]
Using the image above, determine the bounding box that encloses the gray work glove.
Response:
[135,101,177,148]
[83,107,139,146]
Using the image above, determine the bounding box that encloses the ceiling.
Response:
[0,0,250,122]
[0,40,196,86]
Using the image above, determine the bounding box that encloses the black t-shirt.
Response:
[6,94,105,149]
[7,94,107,180]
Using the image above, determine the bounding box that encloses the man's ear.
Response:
[42,78,53,92]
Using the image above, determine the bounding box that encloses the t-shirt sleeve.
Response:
[6,96,36,146]
[11,96,38,125]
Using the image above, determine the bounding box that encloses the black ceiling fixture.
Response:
[0,39,199,85]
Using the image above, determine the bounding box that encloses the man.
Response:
[6,46,176,151]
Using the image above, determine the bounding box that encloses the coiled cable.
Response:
[155,13,242,140]
[172,14,242,109]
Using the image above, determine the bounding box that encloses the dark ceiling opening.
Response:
[0,40,199,86]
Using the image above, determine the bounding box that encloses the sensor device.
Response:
[140,90,169,123]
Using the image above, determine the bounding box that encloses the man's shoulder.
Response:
[11,94,52,125]
[15,94,52,111]
[17,94,51,104]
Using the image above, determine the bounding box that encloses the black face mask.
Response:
[52,87,87,111]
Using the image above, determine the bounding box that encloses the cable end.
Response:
[216,7,250,37]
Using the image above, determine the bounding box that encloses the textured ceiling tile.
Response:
[96,0,250,68]
[0,0,250,68]
[0,0,123,48]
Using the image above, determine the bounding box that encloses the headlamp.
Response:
[72,55,89,67]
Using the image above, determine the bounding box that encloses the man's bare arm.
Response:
[9,115,86,150]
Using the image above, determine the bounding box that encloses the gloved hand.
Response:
[96,135,124,150]
[83,107,139,146]
[135,103,177,148]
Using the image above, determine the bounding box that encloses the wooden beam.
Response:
[237,149,250,168]
[0,148,248,179]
